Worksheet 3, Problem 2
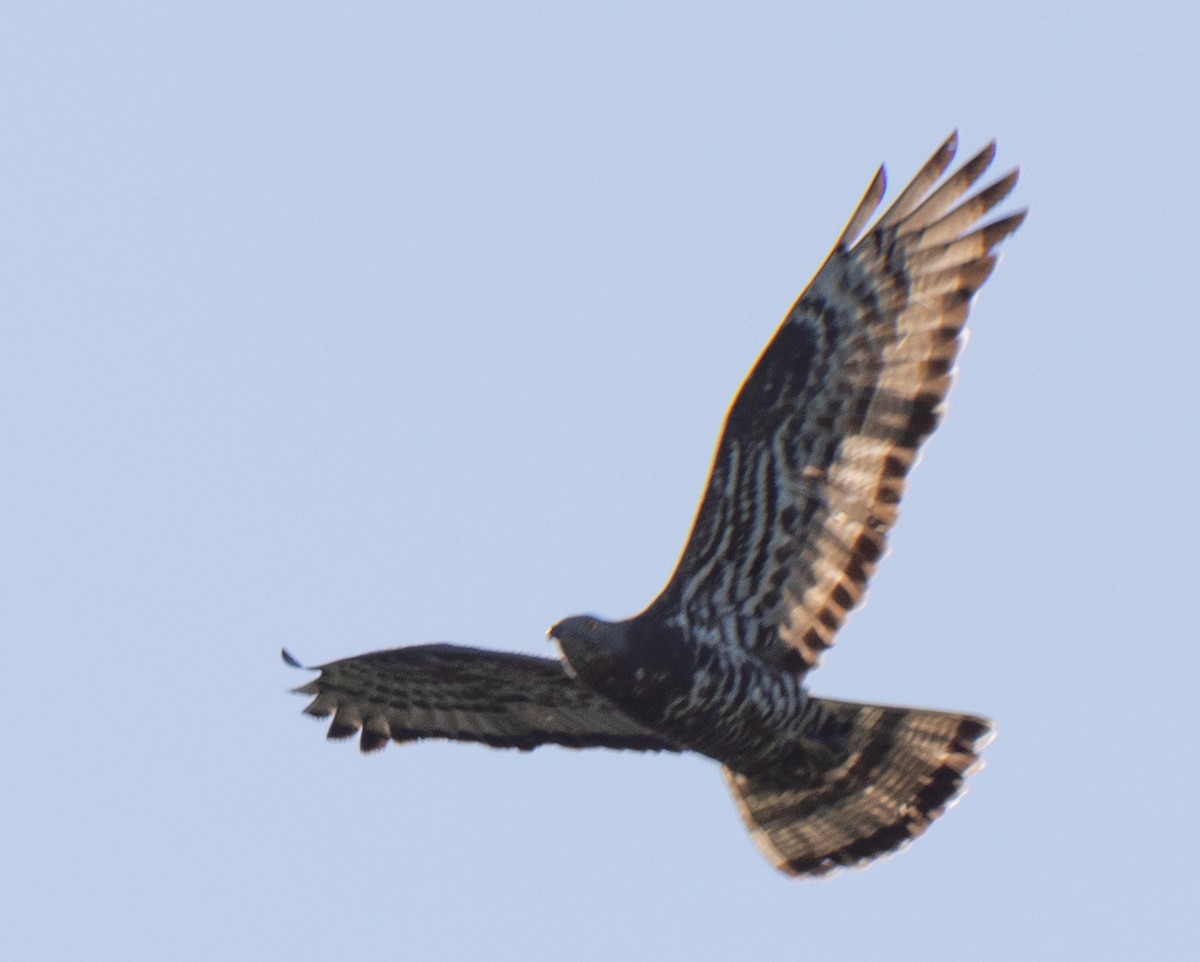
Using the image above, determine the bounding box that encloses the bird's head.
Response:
[548,615,635,688]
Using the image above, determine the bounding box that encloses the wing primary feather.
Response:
[876,131,961,228]
[917,169,1020,247]
[892,140,996,235]
[906,210,1027,274]
[835,165,887,249]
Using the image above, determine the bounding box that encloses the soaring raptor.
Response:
[286,133,1024,877]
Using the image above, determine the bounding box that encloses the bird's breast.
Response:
[635,640,817,776]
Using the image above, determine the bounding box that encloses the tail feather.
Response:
[726,698,992,877]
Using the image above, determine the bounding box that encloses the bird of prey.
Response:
[285,133,1024,877]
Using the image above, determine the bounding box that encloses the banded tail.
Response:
[725,699,992,877]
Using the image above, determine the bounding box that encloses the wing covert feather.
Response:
[288,645,680,753]
[646,133,1024,674]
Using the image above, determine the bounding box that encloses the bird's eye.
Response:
[585,618,599,631]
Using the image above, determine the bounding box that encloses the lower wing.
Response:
[285,644,680,754]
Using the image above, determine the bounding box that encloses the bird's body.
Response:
[553,616,824,784]
[286,133,1023,877]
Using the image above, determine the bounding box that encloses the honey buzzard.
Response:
[286,133,1023,877]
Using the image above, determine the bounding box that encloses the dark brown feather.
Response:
[290,645,680,754]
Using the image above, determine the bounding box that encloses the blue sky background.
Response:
[4,3,1198,959]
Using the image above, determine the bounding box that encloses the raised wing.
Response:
[646,133,1025,675]
[286,644,680,753]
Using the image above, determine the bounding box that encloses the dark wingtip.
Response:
[281,648,306,669]
[359,729,389,753]
[326,719,359,741]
